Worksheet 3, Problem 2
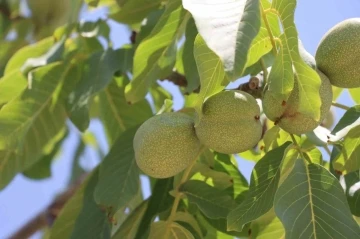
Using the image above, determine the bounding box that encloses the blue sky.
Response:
[0,1,359,238]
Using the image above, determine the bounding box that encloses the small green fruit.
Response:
[134,112,201,178]
[195,90,262,154]
[263,70,333,135]
[315,18,360,88]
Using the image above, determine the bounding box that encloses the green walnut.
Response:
[195,90,262,154]
[315,18,360,88]
[134,112,202,178]
[263,70,333,135]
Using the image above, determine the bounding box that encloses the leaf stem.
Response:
[260,58,268,85]
[290,134,311,164]
[332,102,350,111]
[164,146,205,237]
[260,4,277,56]
[324,145,331,157]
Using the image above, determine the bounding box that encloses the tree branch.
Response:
[8,175,86,239]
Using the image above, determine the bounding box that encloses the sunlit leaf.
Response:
[333,125,360,174]
[330,105,360,142]
[193,34,227,123]
[5,37,53,74]
[274,159,360,239]
[245,0,280,68]
[0,63,68,189]
[182,17,200,93]
[349,88,360,104]
[267,34,293,99]
[125,0,186,103]
[250,208,284,239]
[20,37,66,75]
[213,153,249,201]
[271,0,322,120]
[0,71,27,109]
[183,0,261,79]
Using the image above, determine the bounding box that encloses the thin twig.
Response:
[164,146,205,238]
[8,175,86,239]
[290,134,311,164]
[332,102,350,111]
[324,145,331,157]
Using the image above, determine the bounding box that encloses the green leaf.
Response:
[180,180,237,219]
[148,221,194,239]
[195,212,235,239]
[305,125,331,147]
[332,86,343,101]
[174,212,203,238]
[274,159,360,239]
[94,127,140,214]
[333,125,360,174]
[5,37,53,74]
[182,17,200,93]
[250,208,284,239]
[66,48,125,131]
[135,178,175,239]
[183,0,261,79]
[214,153,249,202]
[99,75,152,144]
[267,34,294,99]
[0,64,68,189]
[0,39,27,75]
[191,162,233,190]
[303,147,323,165]
[23,129,67,179]
[271,0,322,121]
[112,200,149,239]
[227,141,291,231]
[70,168,111,239]
[350,88,360,104]
[0,63,67,150]
[298,40,316,69]
[78,19,111,40]
[0,71,27,108]
[150,83,172,112]
[202,212,248,238]
[135,9,165,44]
[68,137,87,185]
[331,105,360,140]
[125,0,186,103]
[49,171,95,239]
[20,37,66,75]
[262,125,292,152]
[111,0,162,25]
[245,0,280,68]
[193,34,227,123]
[342,170,360,216]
